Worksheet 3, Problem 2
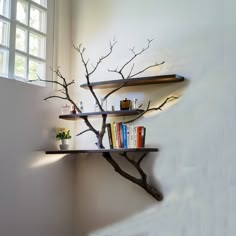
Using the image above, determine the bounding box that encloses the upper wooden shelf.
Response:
[45,148,159,154]
[80,74,184,89]
[59,109,144,120]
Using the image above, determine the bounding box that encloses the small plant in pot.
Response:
[56,128,71,150]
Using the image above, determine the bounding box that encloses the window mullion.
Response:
[26,0,31,81]
[8,0,17,79]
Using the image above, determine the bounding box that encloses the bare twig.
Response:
[76,129,93,136]
[130,61,165,78]
[108,39,165,92]
[73,41,117,112]
[125,101,151,124]
[125,96,178,124]
[29,76,64,87]
[44,95,67,101]
[120,38,153,75]
[88,40,117,76]
[103,82,127,101]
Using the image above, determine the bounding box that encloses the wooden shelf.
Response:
[46,148,158,154]
[80,74,184,89]
[59,109,145,120]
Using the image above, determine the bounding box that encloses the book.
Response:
[106,123,113,149]
[116,122,122,148]
[122,123,128,148]
[141,127,146,147]
[111,122,117,148]
[126,124,131,148]
[136,126,143,148]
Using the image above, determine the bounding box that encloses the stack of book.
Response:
[106,122,146,149]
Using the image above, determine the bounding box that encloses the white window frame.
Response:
[0,0,55,86]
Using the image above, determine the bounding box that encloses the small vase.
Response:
[60,139,69,150]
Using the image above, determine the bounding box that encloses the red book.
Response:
[136,126,143,148]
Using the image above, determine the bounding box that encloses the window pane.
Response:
[29,32,45,59]
[17,0,28,25]
[15,53,27,78]
[28,59,45,81]
[0,48,8,76]
[15,26,27,52]
[0,19,10,46]
[30,5,46,33]
[31,0,47,8]
[0,0,10,18]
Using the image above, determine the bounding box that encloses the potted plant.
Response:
[56,128,71,150]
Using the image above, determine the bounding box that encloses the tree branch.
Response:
[108,38,164,85]
[44,95,68,101]
[96,114,107,149]
[76,129,93,136]
[102,151,163,201]
[29,76,64,87]
[125,96,178,124]
[73,41,117,112]
[102,152,140,183]
[103,82,127,100]
[130,61,165,78]
[125,101,151,124]
[137,153,147,166]
[120,152,147,182]
[120,38,153,75]
[88,40,117,76]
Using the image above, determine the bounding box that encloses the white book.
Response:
[127,124,130,148]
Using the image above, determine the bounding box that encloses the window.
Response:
[0,0,54,86]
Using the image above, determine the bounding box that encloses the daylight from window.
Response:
[0,0,48,85]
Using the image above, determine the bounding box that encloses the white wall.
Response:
[0,1,75,236]
[72,0,236,235]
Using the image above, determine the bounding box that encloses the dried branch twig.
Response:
[73,40,117,112]
[125,96,178,124]
[105,39,165,100]
[76,129,93,136]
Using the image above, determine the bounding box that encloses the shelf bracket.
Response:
[102,151,163,201]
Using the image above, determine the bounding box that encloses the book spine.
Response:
[111,122,117,149]
[136,126,143,148]
[122,124,127,148]
[141,127,146,147]
[116,122,122,148]
[106,123,113,149]
[127,124,131,148]
[119,122,124,148]
[132,126,137,148]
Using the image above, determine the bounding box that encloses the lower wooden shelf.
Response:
[45,148,158,154]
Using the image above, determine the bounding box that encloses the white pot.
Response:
[61,139,69,145]
[60,139,69,150]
